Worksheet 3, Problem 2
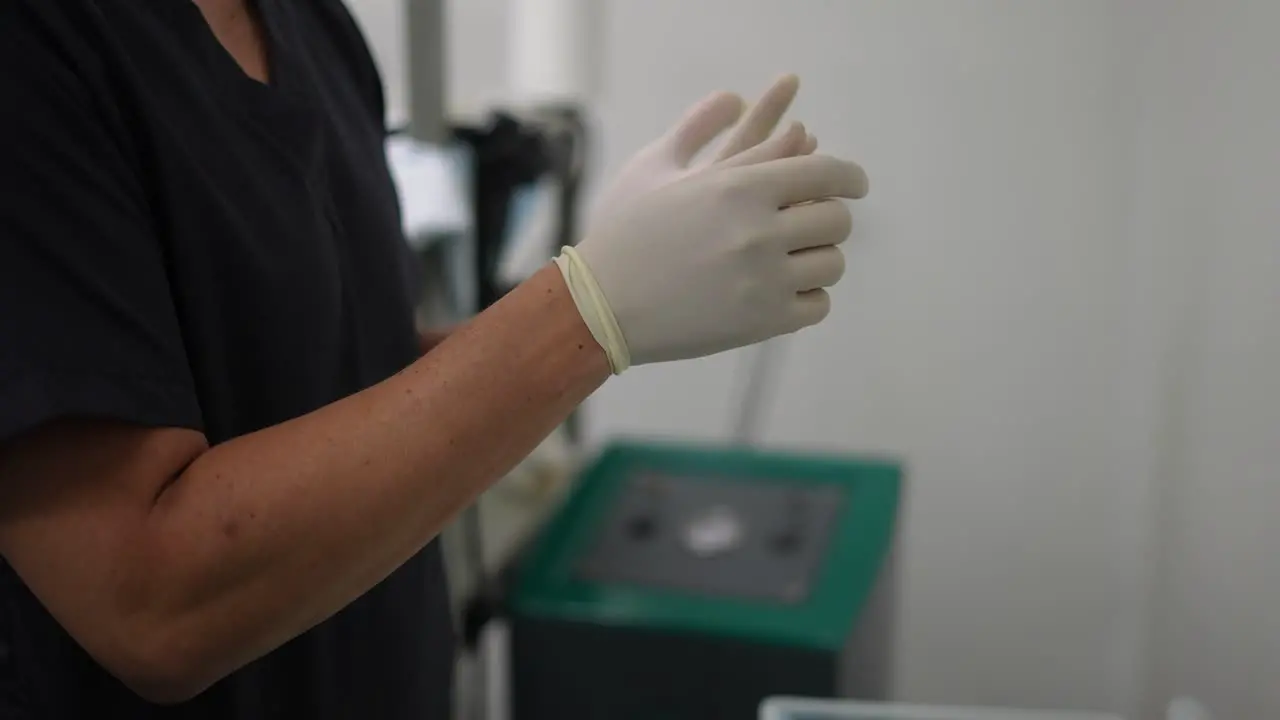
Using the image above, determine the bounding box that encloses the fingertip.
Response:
[833,156,871,199]
[763,154,871,205]
[669,90,748,162]
[709,90,748,118]
[705,89,744,106]
[772,73,801,94]
[702,90,748,123]
[757,74,801,114]
[784,121,807,151]
[717,120,809,169]
[794,288,833,327]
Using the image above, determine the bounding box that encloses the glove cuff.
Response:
[553,246,631,375]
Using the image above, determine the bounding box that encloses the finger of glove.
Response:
[666,91,747,167]
[801,132,819,155]
[791,289,833,329]
[745,154,870,207]
[718,121,809,169]
[788,245,846,291]
[712,73,801,162]
[774,198,854,252]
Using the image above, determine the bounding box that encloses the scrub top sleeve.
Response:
[0,9,203,445]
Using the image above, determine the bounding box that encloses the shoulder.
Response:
[0,0,158,174]
[0,2,112,141]
[1,1,93,69]
[0,0,157,114]
[1,0,144,60]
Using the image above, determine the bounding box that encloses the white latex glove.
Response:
[590,74,817,226]
[556,147,869,373]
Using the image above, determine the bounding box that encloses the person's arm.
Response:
[0,265,607,703]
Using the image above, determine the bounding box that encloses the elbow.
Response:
[119,670,211,706]
[121,674,208,707]
[101,623,223,705]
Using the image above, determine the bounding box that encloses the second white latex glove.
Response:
[590,74,816,225]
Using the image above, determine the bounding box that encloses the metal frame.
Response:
[406,0,448,144]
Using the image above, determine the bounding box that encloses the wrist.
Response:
[515,264,613,385]
[553,247,630,374]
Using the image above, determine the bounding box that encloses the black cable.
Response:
[454,113,551,311]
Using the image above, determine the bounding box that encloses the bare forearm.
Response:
[138,265,608,696]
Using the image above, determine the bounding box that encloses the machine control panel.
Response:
[576,473,846,604]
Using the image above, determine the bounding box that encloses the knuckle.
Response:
[712,171,757,204]
[728,222,771,254]
[744,227,776,253]
[732,273,765,308]
[732,233,757,254]
[733,266,783,309]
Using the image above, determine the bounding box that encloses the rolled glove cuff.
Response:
[553,246,631,375]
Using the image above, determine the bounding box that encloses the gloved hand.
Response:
[590,74,817,227]
[556,146,869,373]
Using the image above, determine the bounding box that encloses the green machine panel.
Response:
[508,440,903,720]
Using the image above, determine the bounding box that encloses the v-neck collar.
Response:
[179,0,293,103]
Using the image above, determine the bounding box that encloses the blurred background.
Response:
[347,2,1278,719]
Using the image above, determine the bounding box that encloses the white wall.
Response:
[1128,2,1280,719]
[344,0,515,127]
